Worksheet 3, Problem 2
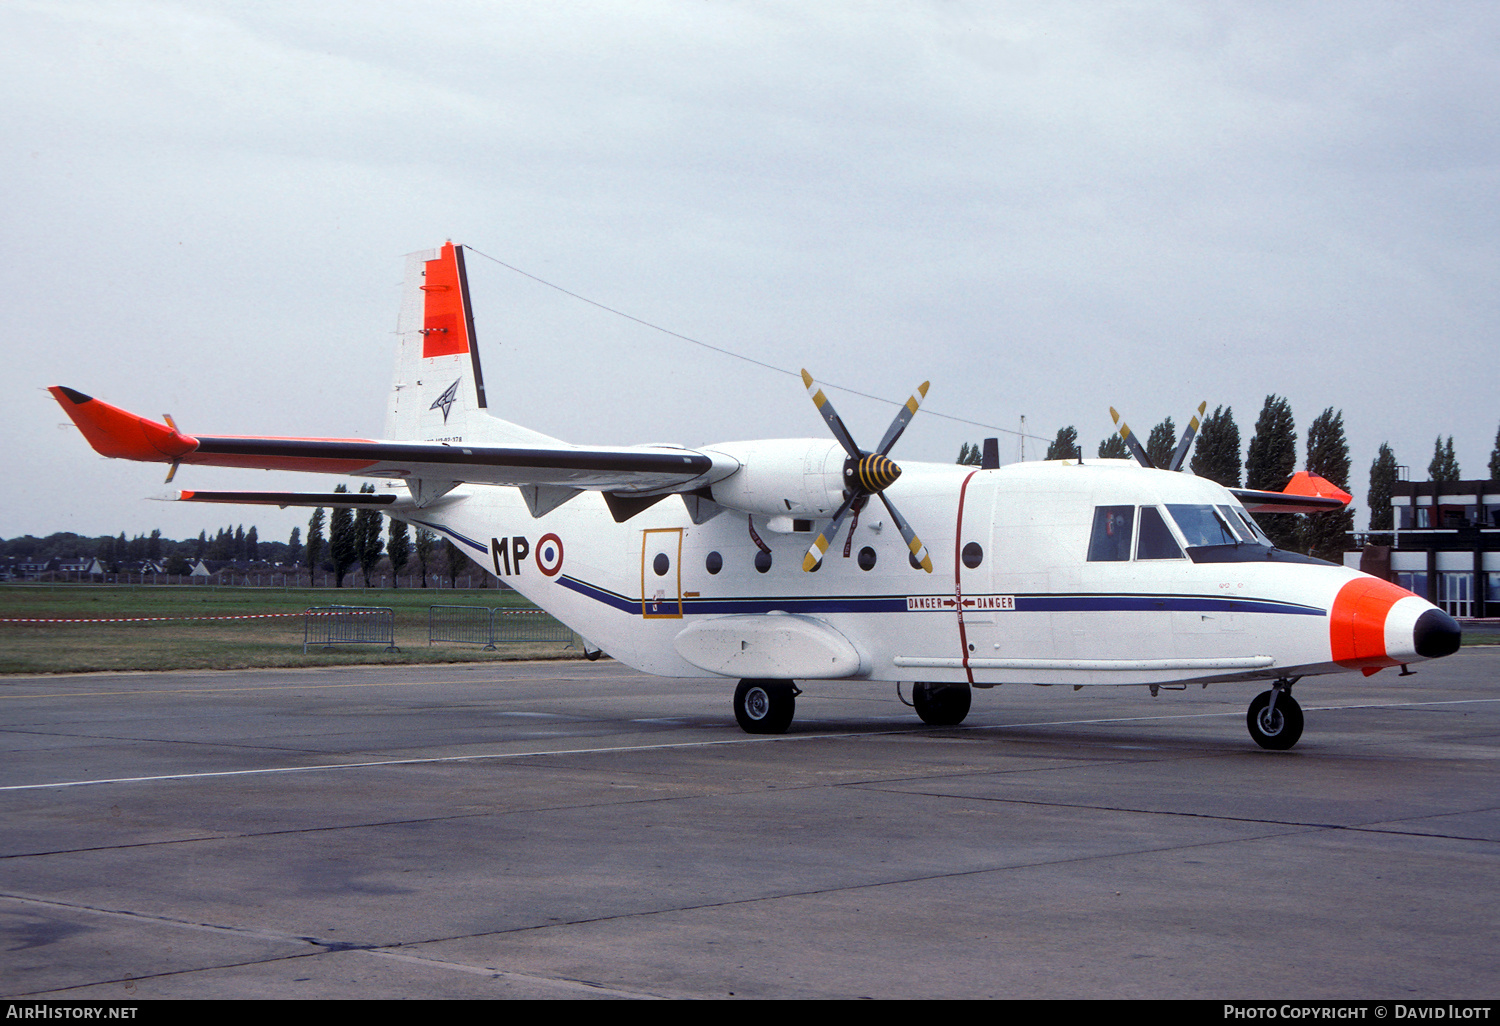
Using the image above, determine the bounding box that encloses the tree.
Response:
[444,537,467,587]
[1301,408,1354,562]
[1045,426,1079,461]
[1097,434,1129,459]
[956,442,982,466]
[1145,417,1177,469]
[329,485,357,587]
[1490,422,1500,481]
[1189,406,1242,487]
[388,519,410,586]
[1428,436,1460,482]
[1246,395,1298,549]
[415,528,436,588]
[354,483,384,587]
[286,526,302,569]
[305,509,326,586]
[245,526,258,562]
[1368,442,1399,540]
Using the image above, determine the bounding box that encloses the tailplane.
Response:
[386,242,561,446]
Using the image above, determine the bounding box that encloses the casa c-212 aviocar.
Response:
[51,241,1463,750]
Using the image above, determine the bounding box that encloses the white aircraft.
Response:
[51,242,1462,750]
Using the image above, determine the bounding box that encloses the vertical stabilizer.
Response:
[385,242,561,446]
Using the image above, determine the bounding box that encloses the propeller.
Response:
[1110,402,1207,472]
[800,370,934,573]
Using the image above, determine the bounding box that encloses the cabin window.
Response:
[858,546,877,571]
[653,553,670,576]
[961,542,983,569]
[705,551,723,575]
[1136,506,1184,560]
[1087,506,1135,561]
[754,550,773,574]
[1166,504,1240,547]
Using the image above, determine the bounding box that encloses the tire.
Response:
[1247,690,1304,751]
[913,682,972,726]
[734,679,795,734]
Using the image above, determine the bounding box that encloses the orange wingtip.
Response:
[49,386,197,463]
[1283,471,1352,505]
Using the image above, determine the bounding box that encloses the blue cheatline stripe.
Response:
[1012,594,1324,616]
[553,576,1325,619]
[408,518,489,556]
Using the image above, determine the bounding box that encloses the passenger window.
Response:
[1136,506,1184,559]
[1088,506,1135,561]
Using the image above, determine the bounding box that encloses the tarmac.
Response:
[1,649,1497,999]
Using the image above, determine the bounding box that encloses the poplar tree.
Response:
[444,537,467,587]
[1045,426,1079,461]
[1097,434,1129,459]
[286,526,302,569]
[388,519,410,586]
[1246,395,1298,549]
[956,442,982,466]
[1490,423,1500,481]
[1368,442,1399,540]
[1301,408,1354,562]
[415,528,435,588]
[329,485,357,588]
[1145,417,1176,469]
[305,509,325,586]
[1189,406,1242,487]
[1428,436,1460,482]
[354,483,384,587]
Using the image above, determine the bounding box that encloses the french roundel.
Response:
[535,533,564,577]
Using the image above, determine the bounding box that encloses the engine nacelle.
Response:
[701,438,848,518]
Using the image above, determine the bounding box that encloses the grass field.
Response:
[0,584,588,674]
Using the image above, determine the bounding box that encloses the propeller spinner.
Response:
[800,370,934,574]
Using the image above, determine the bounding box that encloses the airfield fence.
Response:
[304,605,398,653]
[428,605,575,649]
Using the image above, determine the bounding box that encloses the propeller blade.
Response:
[801,369,862,459]
[802,493,859,572]
[1109,407,1156,469]
[876,491,933,573]
[874,380,930,456]
[1168,402,1208,472]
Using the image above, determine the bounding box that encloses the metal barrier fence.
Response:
[304,605,398,653]
[428,606,575,649]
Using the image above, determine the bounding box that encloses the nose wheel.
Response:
[1247,681,1304,750]
[734,679,798,734]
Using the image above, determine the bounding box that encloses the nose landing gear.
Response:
[1247,677,1304,750]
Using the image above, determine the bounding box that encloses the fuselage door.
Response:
[641,528,683,619]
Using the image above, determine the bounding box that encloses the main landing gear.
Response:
[734,679,799,734]
[1247,678,1304,751]
[911,682,972,726]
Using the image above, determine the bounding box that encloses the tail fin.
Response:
[386,242,560,446]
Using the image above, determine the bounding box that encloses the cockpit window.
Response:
[1136,506,1185,559]
[1087,505,1134,561]
[1231,506,1273,545]
[1166,504,1241,547]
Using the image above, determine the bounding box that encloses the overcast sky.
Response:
[4,1,1496,545]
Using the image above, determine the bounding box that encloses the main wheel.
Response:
[912,682,972,726]
[1247,690,1304,751]
[734,679,796,734]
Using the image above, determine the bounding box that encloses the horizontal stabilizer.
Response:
[178,490,405,509]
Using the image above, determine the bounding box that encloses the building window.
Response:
[1398,571,1427,598]
[1439,572,1473,618]
[1415,507,1430,528]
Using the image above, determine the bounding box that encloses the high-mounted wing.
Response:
[50,386,722,497]
[1232,472,1352,514]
